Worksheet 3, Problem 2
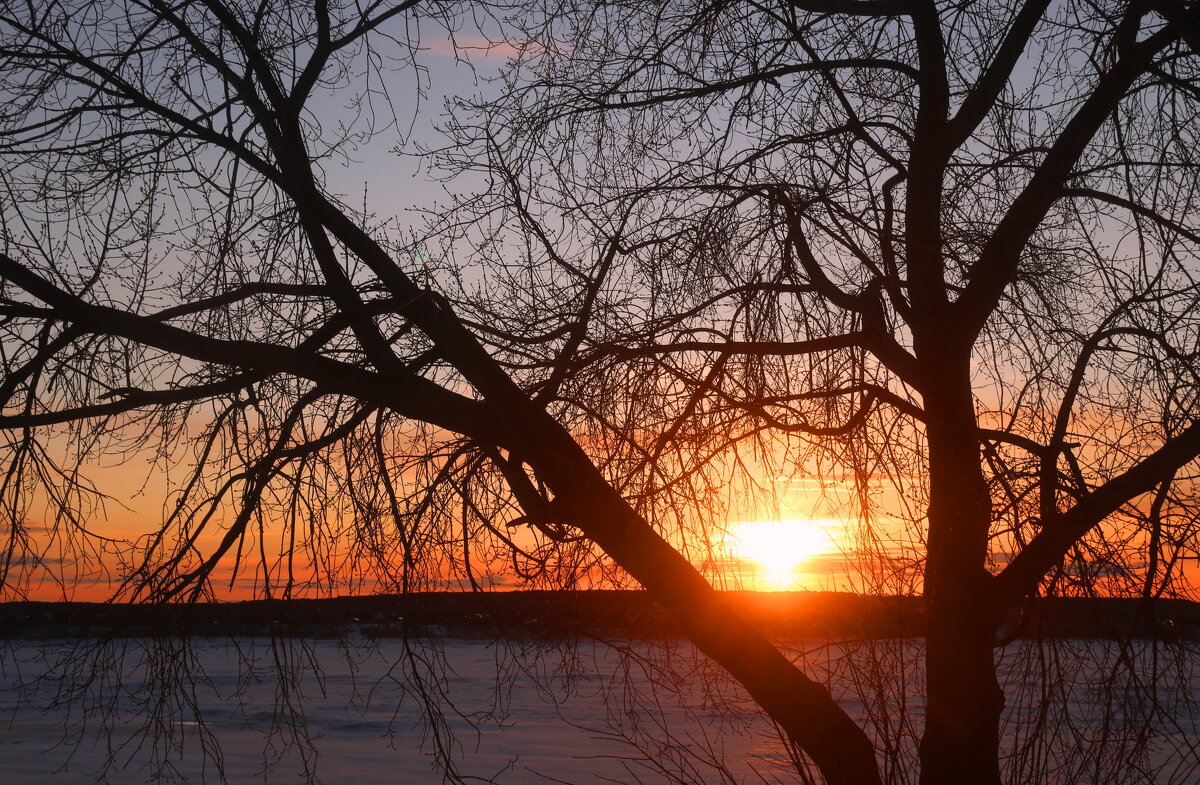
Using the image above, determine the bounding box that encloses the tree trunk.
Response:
[918,347,1006,785]
[919,591,1005,785]
[514,410,885,785]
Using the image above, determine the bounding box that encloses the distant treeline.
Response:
[2,591,1198,642]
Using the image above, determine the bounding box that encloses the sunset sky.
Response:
[2,4,1196,614]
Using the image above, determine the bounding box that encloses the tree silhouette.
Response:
[1,1,1199,784]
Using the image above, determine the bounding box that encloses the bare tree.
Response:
[1,1,1199,784]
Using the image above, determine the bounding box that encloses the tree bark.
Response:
[919,589,1005,785]
[917,347,1005,785]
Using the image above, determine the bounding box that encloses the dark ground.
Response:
[2,591,1199,641]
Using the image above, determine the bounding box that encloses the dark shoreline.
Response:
[2,591,1199,641]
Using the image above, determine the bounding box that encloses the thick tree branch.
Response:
[944,0,1053,151]
[994,419,1200,605]
[0,252,500,443]
[953,25,1177,339]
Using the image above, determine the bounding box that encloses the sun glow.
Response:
[722,519,842,590]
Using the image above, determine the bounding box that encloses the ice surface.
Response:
[0,636,1195,785]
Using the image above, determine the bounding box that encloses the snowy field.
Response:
[0,635,1196,785]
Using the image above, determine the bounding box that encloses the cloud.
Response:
[421,34,527,60]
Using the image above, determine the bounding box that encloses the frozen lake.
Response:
[0,635,1196,784]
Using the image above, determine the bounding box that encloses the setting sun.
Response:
[722,519,842,590]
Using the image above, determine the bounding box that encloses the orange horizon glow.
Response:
[13,482,1196,602]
